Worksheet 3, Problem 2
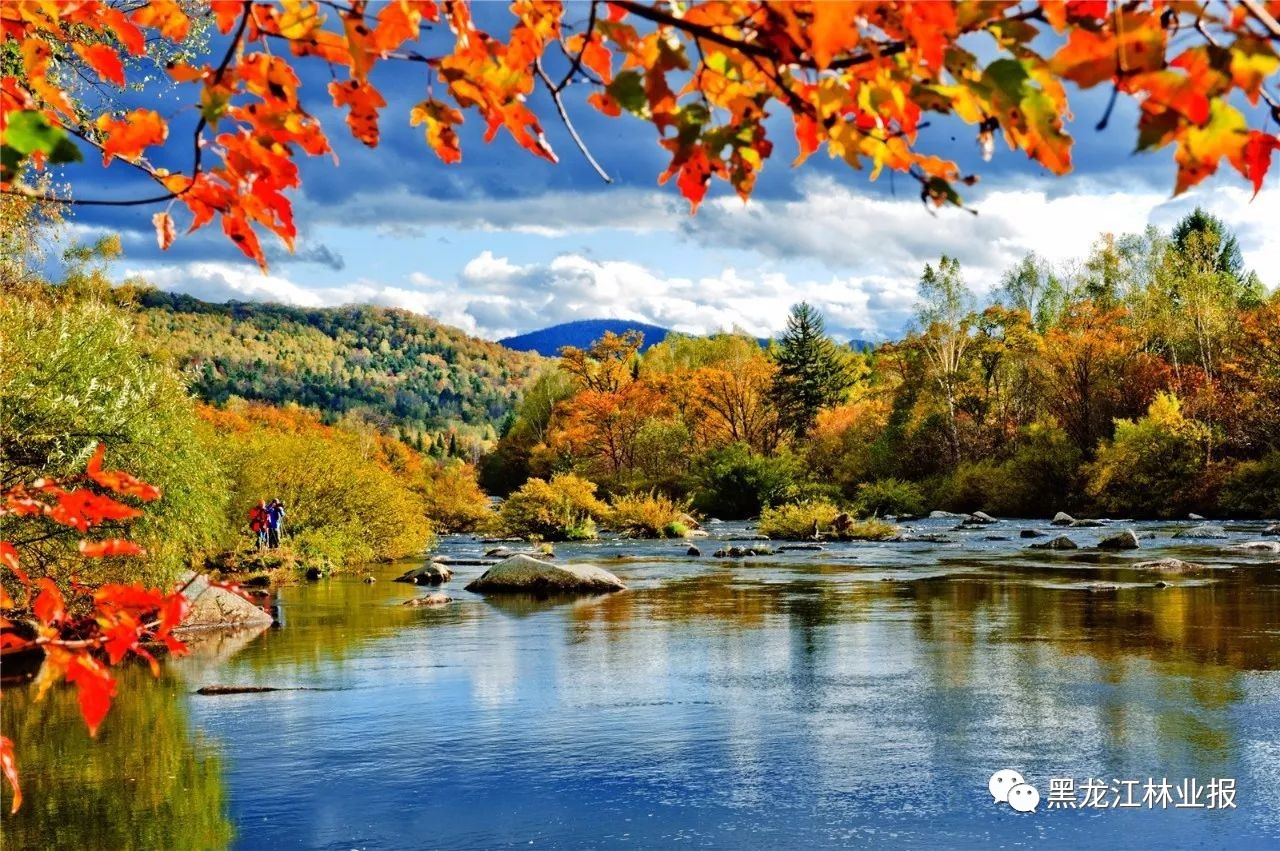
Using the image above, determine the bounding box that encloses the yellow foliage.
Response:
[499,473,607,541]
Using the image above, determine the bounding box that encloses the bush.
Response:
[203,403,434,566]
[607,491,692,538]
[757,500,897,541]
[1086,392,1209,518]
[1218,452,1280,518]
[688,443,802,519]
[853,478,926,517]
[931,460,1005,514]
[421,460,494,533]
[498,473,607,541]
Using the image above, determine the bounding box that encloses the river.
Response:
[4,517,1280,849]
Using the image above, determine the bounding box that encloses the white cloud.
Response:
[130,175,1278,343]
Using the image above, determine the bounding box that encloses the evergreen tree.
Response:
[771,303,854,438]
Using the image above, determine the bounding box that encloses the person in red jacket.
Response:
[248,500,269,550]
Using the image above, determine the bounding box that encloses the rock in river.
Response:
[403,593,452,607]
[1228,541,1280,554]
[1051,512,1075,526]
[393,563,454,585]
[1097,530,1141,550]
[464,554,625,595]
[1132,558,1206,573]
[686,546,701,557]
[1174,524,1229,539]
[1020,529,1046,538]
[1262,524,1279,536]
[177,572,274,633]
[1030,535,1078,550]
[966,511,998,524]
[1070,519,1106,528]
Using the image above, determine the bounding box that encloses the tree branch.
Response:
[534,58,612,183]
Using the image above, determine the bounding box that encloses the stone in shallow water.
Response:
[1262,524,1279,536]
[1051,512,1075,526]
[177,572,274,633]
[1070,519,1106,528]
[967,511,998,524]
[1228,541,1280,553]
[686,546,701,557]
[1173,524,1229,539]
[394,563,454,585]
[403,593,452,607]
[1132,558,1205,573]
[464,554,626,595]
[1097,530,1141,550]
[1029,535,1077,550]
[1020,529,1046,538]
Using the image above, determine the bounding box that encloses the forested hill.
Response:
[500,319,672,356]
[132,291,543,443]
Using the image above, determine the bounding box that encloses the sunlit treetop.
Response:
[2,0,1278,270]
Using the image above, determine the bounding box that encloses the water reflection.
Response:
[3,520,1279,847]
[1,666,232,849]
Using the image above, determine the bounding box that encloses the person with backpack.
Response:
[266,498,287,549]
[248,500,269,549]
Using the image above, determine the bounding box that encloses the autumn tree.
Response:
[560,331,644,394]
[3,2,1279,268]
[913,256,975,462]
[771,303,854,439]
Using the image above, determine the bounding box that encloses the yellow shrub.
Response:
[607,491,693,538]
[758,500,896,541]
[421,460,494,533]
[499,473,607,541]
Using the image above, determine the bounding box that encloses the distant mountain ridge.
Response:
[500,319,672,355]
[501,318,875,357]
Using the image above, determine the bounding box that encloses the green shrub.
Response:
[757,500,897,541]
[931,460,1005,514]
[499,473,607,541]
[607,491,692,538]
[1086,392,1209,518]
[688,443,802,519]
[853,478,926,516]
[1218,452,1280,518]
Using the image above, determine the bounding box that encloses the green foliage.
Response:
[771,302,855,437]
[757,500,897,541]
[1218,453,1280,518]
[688,443,801,519]
[204,404,434,565]
[0,291,226,585]
[129,289,542,443]
[607,491,692,538]
[420,460,494,533]
[853,479,926,517]
[498,473,607,541]
[1086,393,1210,518]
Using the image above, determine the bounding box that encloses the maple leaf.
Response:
[131,0,191,41]
[1239,130,1280,199]
[410,98,464,163]
[94,110,168,165]
[65,655,117,737]
[78,539,147,558]
[74,44,125,86]
[86,444,162,501]
[329,79,386,147]
[32,578,65,626]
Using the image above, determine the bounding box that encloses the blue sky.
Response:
[61,3,1280,343]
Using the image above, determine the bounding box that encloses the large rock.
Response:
[1188,512,1207,521]
[1029,535,1078,550]
[1132,558,1206,573]
[1020,529,1046,538]
[464,555,625,595]
[1174,524,1229,539]
[929,510,963,519]
[394,563,454,585]
[1262,524,1279,536]
[1228,541,1280,553]
[1070,519,1106,528]
[1097,529,1141,551]
[177,572,274,633]
[1051,512,1075,526]
[967,511,998,524]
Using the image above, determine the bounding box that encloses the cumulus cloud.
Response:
[127,174,1278,343]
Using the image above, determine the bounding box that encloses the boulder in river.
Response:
[393,563,454,585]
[779,544,824,551]
[1070,519,1106,528]
[1020,529,1046,538]
[1174,524,1229,539]
[1030,535,1078,550]
[1262,524,1279,536]
[464,554,626,595]
[403,592,452,607]
[1132,558,1206,573]
[1228,541,1280,553]
[1097,530,1141,551]
[1188,512,1207,521]
[177,572,274,633]
[686,546,701,557]
[929,510,963,519]
[1051,512,1075,526]
[967,511,998,524]
[676,513,702,530]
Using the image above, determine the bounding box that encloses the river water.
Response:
[4,517,1280,849]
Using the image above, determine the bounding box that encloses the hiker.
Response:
[248,500,269,549]
[266,498,287,549]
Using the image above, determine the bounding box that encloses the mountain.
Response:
[501,318,876,356]
[500,319,672,356]
[131,290,543,442]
